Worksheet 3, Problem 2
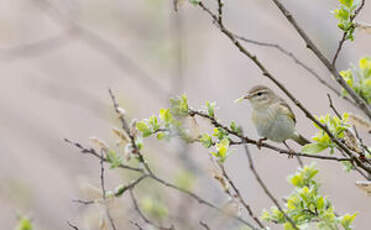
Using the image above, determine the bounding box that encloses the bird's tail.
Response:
[292,132,311,146]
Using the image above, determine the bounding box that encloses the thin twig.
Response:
[218,164,266,228]
[327,94,342,119]
[67,221,80,230]
[199,221,211,230]
[99,149,118,230]
[130,220,145,230]
[332,0,366,66]
[108,89,154,175]
[270,0,371,119]
[64,138,144,172]
[243,143,299,230]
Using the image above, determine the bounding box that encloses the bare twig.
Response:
[64,138,144,172]
[270,0,371,119]
[243,144,299,230]
[99,149,118,230]
[129,189,175,230]
[332,0,366,66]
[218,164,265,228]
[130,220,145,230]
[327,94,342,119]
[199,221,211,230]
[67,221,80,230]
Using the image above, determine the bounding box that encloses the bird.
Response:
[238,85,310,156]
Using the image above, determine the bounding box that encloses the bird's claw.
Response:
[288,149,295,159]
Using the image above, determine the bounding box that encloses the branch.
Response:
[108,89,154,175]
[67,221,80,230]
[64,138,144,173]
[99,149,118,230]
[218,164,266,228]
[199,221,211,230]
[332,0,366,65]
[189,109,353,163]
[270,0,371,119]
[243,144,299,230]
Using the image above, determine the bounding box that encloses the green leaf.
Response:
[206,101,216,117]
[156,132,166,140]
[340,213,357,230]
[159,108,173,124]
[189,0,201,5]
[302,143,328,154]
[200,133,213,148]
[114,184,127,197]
[136,121,152,137]
[106,150,123,168]
[16,217,33,230]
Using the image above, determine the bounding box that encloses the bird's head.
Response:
[240,85,276,109]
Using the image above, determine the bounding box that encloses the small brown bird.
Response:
[239,85,310,154]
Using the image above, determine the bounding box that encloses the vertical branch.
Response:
[332,0,366,66]
[108,88,154,175]
[243,144,299,230]
[100,150,118,230]
[218,164,266,228]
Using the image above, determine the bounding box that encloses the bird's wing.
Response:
[278,99,296,123]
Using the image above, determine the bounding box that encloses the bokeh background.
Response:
[0,0,370,229]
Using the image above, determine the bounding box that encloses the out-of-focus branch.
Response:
[0,31,73,61]
[269,0,371,119]
[129,189,175,230]
[243,144,299,230]
[199,221,211,230]
[31,0,170,100]
[218,164,266,228]
[332,0,366,66]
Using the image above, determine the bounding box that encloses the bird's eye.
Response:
[257,92,263,96]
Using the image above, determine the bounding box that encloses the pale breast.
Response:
[252,105,295,142]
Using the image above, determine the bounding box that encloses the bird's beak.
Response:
[243,94,252,100]
[234,94,251,103]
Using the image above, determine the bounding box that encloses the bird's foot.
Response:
[257,137,267,150]
[283,141,295,158]
[287,149,295,159]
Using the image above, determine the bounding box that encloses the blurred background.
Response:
[0,0,370,229]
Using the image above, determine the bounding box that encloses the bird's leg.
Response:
[257,137,267,150]
[283,141,295,158]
